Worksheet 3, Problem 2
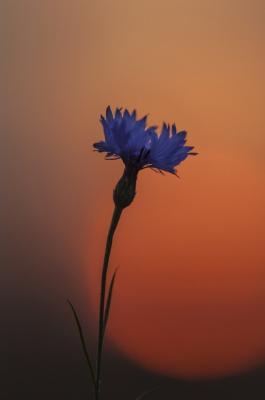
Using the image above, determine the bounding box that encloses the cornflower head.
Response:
[93,106,197,209]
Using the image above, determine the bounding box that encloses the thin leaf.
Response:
[67,299,96,388]
[103,268,118,336]
[136,386,159,400]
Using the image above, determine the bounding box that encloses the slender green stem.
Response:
[95,205,123,399]
[103,267,119,338]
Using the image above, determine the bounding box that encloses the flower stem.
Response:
[95,205,123,399]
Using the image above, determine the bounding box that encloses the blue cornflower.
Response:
[93,106,196,208]
[93,106,156,170]
[94,106,196,174]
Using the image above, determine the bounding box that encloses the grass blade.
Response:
[136,386,159,400]
[67,299,96,388]
[103,268,118,336]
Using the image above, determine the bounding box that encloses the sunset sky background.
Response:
[1,0,265,398]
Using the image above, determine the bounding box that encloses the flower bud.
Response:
[113,166,138,209]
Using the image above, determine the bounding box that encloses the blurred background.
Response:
[1,0,265,398]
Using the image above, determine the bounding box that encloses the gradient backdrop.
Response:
[1,0,265,399]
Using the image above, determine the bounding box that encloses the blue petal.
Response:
[106,106,113,122]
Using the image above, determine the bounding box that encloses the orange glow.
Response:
[86,150,265,379]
